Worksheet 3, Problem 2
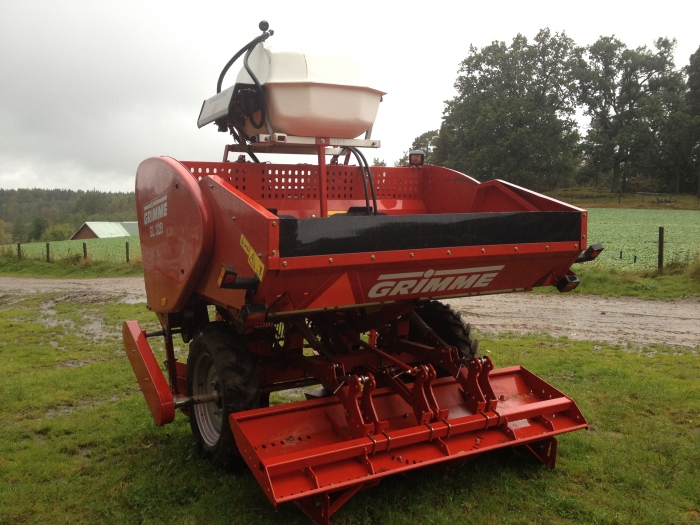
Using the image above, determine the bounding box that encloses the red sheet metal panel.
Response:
[136,157,214,312]
[230,366,587,506]
[176,164,584,316]
[122,321,174,426]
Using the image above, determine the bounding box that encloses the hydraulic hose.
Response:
[243,45,266,129]
[216,25,273,94]
[214,22,273,162]
[347,148,371,215]
[349,147,378,215]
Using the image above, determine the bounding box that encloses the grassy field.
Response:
[0,256,143,278]
[586,209,700,270]
[1,293,698,525]
[1,237,140,264]
[534,264,700,299]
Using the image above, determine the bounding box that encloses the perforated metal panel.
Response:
[180,161,429,216]
[371,168,423,199]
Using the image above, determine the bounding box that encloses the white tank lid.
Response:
[235,43,384,93]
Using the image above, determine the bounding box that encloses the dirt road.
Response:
[1,276,698,349]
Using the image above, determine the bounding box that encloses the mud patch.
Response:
[44,394,125,419]
[81,319,112,341]
[0,277,146,303]
[59,359,98,368]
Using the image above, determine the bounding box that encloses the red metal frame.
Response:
[230,364,586,515]
[124,153,591,525]
[133,157,585,317]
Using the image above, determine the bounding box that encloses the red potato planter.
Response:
[123,21,598,525]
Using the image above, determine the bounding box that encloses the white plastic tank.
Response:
[235,44,385,139]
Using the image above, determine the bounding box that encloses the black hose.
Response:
[216,46,250,94]
[243,45,266,129]
[347,149,371,215]
[215,22,273,162]
[349,147,378,215]
[216,30,273,94]
[248,150,260,163]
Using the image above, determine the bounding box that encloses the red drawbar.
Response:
[122,321,174,426]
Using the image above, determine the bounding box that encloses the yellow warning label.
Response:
[327,210,345,217]
[240,234,265,282]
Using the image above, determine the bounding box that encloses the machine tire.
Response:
[411,301,479,359]
[187,322,259,469]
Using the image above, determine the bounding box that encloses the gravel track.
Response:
[2,276,698,348]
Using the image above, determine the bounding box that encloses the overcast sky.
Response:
[1,0,698,193]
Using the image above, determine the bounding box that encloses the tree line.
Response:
[397,31,700,195]
[0,189,135,244]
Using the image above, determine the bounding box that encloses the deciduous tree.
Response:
[12,216,26,243]
[28,217,49,242]
[432,29,583,190]
[686,45,700,197]
[579,37,685,192]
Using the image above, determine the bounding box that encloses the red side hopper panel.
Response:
[230,367,587,507]
[136,157,214,312]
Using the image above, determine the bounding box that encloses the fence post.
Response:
[658,226,664,271]
[126,241,130,263]
[17,243,21,260]
[83,242,87,260]
[46,242,50,263]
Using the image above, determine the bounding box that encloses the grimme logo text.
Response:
[368,266,504,298]
[143,195,168,225]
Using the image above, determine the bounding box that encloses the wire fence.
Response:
[1,236,141,263]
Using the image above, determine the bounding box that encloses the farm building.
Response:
[70,221,139,240]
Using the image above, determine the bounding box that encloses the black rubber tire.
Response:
[187,322,259,469]
[410,301,479,359]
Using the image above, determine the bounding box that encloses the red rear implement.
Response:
[123,21,595,525]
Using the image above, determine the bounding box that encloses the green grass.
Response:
[536,264,700,299]
[1,293,699,524]
[0,237,143,278]
[0,256,143,278]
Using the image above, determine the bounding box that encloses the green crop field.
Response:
[2,236,140,263]
[585,209,700,269]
